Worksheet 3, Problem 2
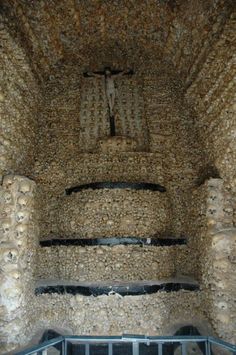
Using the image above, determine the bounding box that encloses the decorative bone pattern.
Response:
[0,175,38,352]
[79,76,148,152]
[202,179,235,343]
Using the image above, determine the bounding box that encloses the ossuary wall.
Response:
[0,16,42,180]
[183,17,236,342]
[0,1,235,352]
[35,66,202,241]
[0,175,38,353]
[186,12,236,192]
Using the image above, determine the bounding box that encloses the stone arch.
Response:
[163,319,215,354]
[196,164,221,186]
[164,318,214,337]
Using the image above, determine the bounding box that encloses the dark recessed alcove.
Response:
[163,326,205,354]
[196,165,221,186]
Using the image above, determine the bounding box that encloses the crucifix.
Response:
[84,67,134,136]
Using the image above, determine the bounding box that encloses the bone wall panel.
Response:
[36,245,188,281]
[201,179,235,344]
[0,19,41,179]
[0,175,38,353]
[79,76,147,152]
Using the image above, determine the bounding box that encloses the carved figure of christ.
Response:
[84,67,133,136]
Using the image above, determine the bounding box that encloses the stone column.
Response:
[0,175,38,353]
[202,178,236,343]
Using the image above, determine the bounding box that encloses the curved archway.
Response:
[196,165,221,186]
[164,318,214,337]
[40,328,63,343]
[164,320,215,355]
[28,326,73,348]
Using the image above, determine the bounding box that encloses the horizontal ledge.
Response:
[65,182,166,195]
[40,237,187,247]
[35,280,199,297]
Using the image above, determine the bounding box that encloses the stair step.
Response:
[35,279,199,296]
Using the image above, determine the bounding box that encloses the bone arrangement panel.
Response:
[79,76,148,152]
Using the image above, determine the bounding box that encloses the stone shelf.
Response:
[65,181,166,195]
[40,237,187,247]
[35,279,199,297]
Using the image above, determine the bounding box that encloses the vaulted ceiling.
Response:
[1,0,233,83]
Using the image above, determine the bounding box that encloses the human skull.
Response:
[16,211,30,224]
[8,269,21,279]
[2,219,12,234]
[15,238,27,248]
[2,248,19,264]
[17,195,30,207]
[3,175,15,189]
[15,224,28,239]
[19,180,32,194]
[216,279,228,289]
[215,301,228,311]
[3,191,12,204]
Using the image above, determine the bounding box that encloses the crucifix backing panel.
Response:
[79,75,148,152]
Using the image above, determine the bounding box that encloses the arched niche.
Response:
[163,320,215,355]
[28,326,73,347]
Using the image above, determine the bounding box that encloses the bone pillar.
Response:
[202,179,236,343]
[0,175,38,353]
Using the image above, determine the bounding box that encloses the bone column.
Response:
[202,178,236,343]
[0,175,38,352]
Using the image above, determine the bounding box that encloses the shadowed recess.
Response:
[35,281,199,297]
[40,237,187,247]
[65,182,166,195]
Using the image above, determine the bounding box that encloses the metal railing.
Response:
[14,335,236,355]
